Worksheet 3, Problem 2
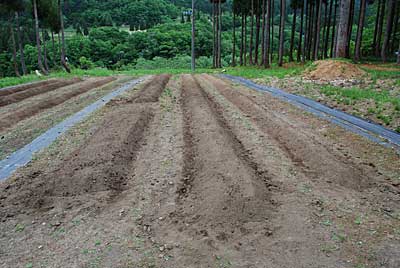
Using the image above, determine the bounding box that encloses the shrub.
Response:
[79,56,95,70]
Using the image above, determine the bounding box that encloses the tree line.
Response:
[0,0,198,77]
[1,0,70,77]
[0,0,399,78]
[225,0,400,68]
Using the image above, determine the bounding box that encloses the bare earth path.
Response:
[0,74,399,268]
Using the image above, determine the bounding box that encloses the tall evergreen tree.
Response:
[354,0,367,61]
[330,0,338,57]
[298,0,306,62]
[278,0,285,66]
[1,0,25,76]
[263,0,271,68]
[345,0,355,58]
[254,0,261,65]
[232,1,237,66]
[314,0,323,60]
[249,0,254,65]
[33,0,48,74]
[261,0,266,65]
[372,0,382,53]
[10,19,20,77]
[375,0,386,56]
[336,0,350,57]
[324,0,333,58]
[15,11,27,75]
[289,0,298,62]
[381,0,396,62]
[59,0,70,72]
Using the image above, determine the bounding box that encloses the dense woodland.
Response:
[0,0,399,77]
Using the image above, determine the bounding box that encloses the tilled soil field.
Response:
[0,76,133,161]
[0,78,82,107]
[0,74,399,268]
[0,77,115,132]
[0,79,60,97]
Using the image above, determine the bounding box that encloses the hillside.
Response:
[65,0,180,29]
[64,0,233,29]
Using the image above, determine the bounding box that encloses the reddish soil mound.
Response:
[304,60,367,80]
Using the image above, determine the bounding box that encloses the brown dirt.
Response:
[1,105,154,218]
[0,76,133,161]
[0,74,399,268]
[203,74,372,191]
[174,75,275,261]
[0,78,82,107]
[0,79,59,97]
[0,77,115,132]
[132,74,171,103]
[304,60,367,81]
[201,75,400,267]
[0,75,169,220]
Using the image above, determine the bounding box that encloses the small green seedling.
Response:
[321,219,333,226]
[354,216,363,225]
[15,223,25,232]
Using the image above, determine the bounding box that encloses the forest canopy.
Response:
[0,0,399,77]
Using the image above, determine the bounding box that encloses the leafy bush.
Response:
[79,56,95,70]
[134,56,192,69]
[133,55,216,70]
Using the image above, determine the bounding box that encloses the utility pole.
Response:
[191,0,196,72]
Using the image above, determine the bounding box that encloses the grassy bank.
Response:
[232,62,400,132]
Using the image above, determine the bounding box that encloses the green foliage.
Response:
[36,19,216,72]
[320,85,400,110]
[320,84,400,128]
[0,74,43,88]
[0,52,13,77]
[65,0,180,29]
[14,223,25,232]
[0,0,398,79]
[361,68,400,82]
[79,56,95,70]
[133,55,214,70]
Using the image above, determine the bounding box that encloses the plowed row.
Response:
[178,74,274,231]
[0,77,116,132]
[0,74,170,218]
[0,78,82,107]
[201,74,371,191]
[0,79,59,97]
